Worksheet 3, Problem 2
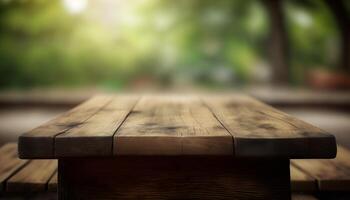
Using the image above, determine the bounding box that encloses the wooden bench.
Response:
[2,142,350,199]
[291,145,350,199]
[0,143,56,199]
[16,94,337,199]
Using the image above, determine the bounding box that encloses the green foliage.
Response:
[285,0,340,84]
[0,0,342,89]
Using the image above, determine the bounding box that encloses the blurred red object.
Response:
[307,69,350,90]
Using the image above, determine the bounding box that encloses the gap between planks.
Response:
[0,143,29,192]
[292,145,350,191]
[19,96,114,158]
[201,94,336,158]
[113,95,234,155]
[54,95,139,157]
[18,94,336,158]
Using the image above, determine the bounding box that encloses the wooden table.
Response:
[18,94,337,200]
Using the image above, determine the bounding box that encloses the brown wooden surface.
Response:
[114,95,233,155]
[0,143,28,191]
[0,158,324,194]
[1,158,317,193]
[0,143,347,196]
[55,96,138,157]
[203,94,336,158]
[6,159,57,192]
[48,171,57,192]
[0,160,324,194]
[292,194,318,200]
[58,157,291,200]
[18,96,112,158]
[0,193,319,200]
[290,164,317,192]
[0,193,57,199]
[293,145,350,191]
[18,94,336,158]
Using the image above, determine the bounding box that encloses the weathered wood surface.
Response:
[203,95,336,158]
[18,96,112,158]
[290,164,317,192]
[0,143,28,191]
[115,95,233,155]
[6,160,57,192]
[59,158,291,200]
[0,143,349,197]
[293,145,350,191]
[0,160,327,194]
[18,94,336,158]
[48,171,57,192]
[55,96,138,157]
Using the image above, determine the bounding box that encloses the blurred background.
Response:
[0,0,349,147]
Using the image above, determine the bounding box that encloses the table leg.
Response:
[58,157,290,200]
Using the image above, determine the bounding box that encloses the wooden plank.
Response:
[114,95,234,155]
[0,143,28,191]
[55,96,139,157]
[202,94,336,158]
[6,159,57,192]
[293,145,350,191]
[290,164,317,192]
[59,157,290,199]
[18,96,112,158]
[48,171,57,192]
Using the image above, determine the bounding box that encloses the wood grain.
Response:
[0,143,28,191]
[114,95,234,155]
[18,96,112,158]
[18,94,337,158]
[59,157,290,200]
[6,159,57,192]
[293,145,350,191]
[202,94,336,158]
[55,96,138,157]
[290,163,317,192]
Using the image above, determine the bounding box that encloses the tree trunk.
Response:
[324,0,350,73]
[263,0,289,84]
[340,27,350,73]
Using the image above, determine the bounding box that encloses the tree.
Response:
[263,0,290,84]
[324,0,350,73]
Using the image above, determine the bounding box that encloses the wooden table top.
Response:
[18,94,337,159]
